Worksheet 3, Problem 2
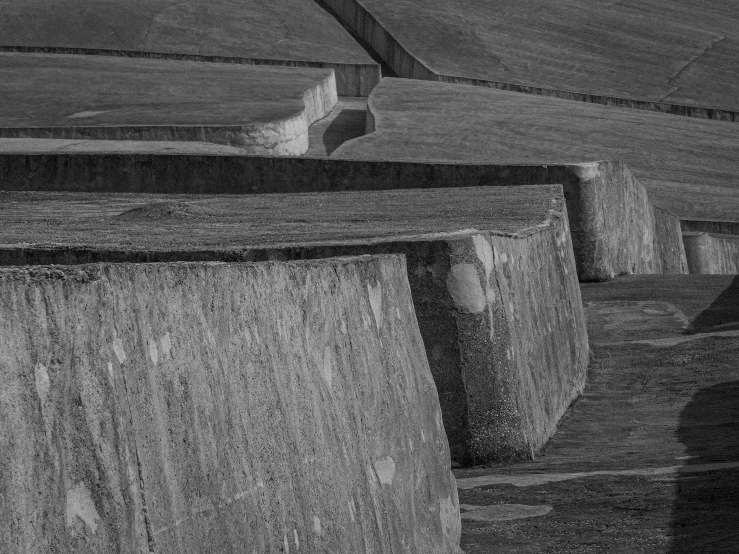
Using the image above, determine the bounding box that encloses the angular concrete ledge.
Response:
[337,78,739,223]
[683,232,739,274]
[681,220,739,236]
[0,145,686,281]
[0,256,462,553]
[0,186,589,464]
[322,0,739,120]
[0,46,379,97]
[0,53,339,155]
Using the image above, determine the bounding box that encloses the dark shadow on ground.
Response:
[322,109,366,155]
[691,275,739,332]
[672,380,739,552]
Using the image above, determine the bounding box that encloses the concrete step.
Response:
[0,256,462,553]
[454,275,739,552]
[0,185,589,465]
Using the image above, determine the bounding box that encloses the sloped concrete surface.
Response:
[0,53,338,154]
[0,257,462,553]
[335,78,739,222]
[0,0,380,96]
[323,0,739,118]
[0,186,589,464]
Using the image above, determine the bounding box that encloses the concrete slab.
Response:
[0,256,462,554]
[0,53,338,155]
[0,0,380,96]
[0,186,589,464]
[453,275,739,552]
[324,0,739,118]
[335,78,739,223]
[0,144,687,280]
[683,232,739,274]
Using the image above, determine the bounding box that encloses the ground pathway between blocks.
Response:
[454,275,739,553]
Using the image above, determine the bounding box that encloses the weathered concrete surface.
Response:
[0,0,380,96]
[0,53,338,155]
[335,78,739,223]
[323,0,739,119]
[683,232,739,274]
[453,275,739,552]
[0,141,686,280]
[0,186,589,464]
[0,256,462,553]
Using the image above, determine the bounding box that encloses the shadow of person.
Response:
[672,381,739,552]
[691,276,739,333]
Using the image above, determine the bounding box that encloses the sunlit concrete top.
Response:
[334,78,739,222]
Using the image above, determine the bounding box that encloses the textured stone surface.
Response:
[323,0,739,118]
[335,78,739,222]
[0,144,686,280]
[0,0,379,96]
[0,53,338,155]
[683,233,739,274]
[0,256,462,553]
[0,186,588,463]
[453,275,739,552]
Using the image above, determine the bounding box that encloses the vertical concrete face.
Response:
[683,232,739,274]
[0,258,462,554]
[567,161,687,281]
[408,224,589,464]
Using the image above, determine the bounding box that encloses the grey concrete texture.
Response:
[0,0,380,96]
[335,78,739,223]
[0,256,462,554]
[0,142,686,281]
[0,53,338,155]
[683,232,739,274]
[0,185,589,464]
[322,0,739,119]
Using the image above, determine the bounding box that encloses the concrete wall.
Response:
[0,257,462,554]
[567,161,687,281]
[321,0,738,121]
[0,46,380,97]
[683,232,739,274]
[681,220,739,236]
[0,151,686,281]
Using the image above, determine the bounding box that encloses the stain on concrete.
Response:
[112,337,126,363]
[367,281,383,330]
[374,456,397,485]
[446,263,485,313]
[66,483,100,534]
[460,503,552,521]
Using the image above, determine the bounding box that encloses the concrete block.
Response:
[322,0,739,118]
[0,0,380,96]
[0,186,590,463]
[0,144,687,281]
[0,53,338,155]
[0,256,462,553]
[683,232,739,274]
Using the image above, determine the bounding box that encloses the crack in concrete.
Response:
[659,35,726,102]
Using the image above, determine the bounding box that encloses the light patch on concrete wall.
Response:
[446,263,485,313]
[373,456,396,485]
[294,529,299,550]
[322,345,333,389]
[66,483,100,534]
[148,338,159,366]
[439,494,461,545]
[473,234,494,278]
[160,332,172,357]
[112,338,126,363]
[367,282,383,330]
[34,363,50,403]
[313,515,322,535]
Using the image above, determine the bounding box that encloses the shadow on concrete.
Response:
[322,109,367,155]
[672,380,739,552]
[691,275,739,332]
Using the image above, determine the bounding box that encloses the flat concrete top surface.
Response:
[348,0,739,111]
[454,275,739,552]
[0,0,374,65]
[335,79,739,222]
[0,53,333,128]
[0,186,563,250]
